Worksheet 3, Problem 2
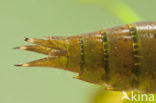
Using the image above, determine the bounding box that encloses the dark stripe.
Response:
[129,25,141,83]
[101,31,110,82]
[65,39,69,68]
[79,36,85,76]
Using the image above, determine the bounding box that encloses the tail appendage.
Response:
[15,37,75,72]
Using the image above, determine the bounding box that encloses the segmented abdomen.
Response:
[15,21,156,93]
[74,22,156,93]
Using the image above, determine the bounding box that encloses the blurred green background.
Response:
[0,0,156,103]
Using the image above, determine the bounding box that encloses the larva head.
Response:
[14,37,72,71]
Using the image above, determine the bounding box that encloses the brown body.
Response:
[15,21,156,93]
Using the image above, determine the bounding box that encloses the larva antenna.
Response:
[15,56,69,70]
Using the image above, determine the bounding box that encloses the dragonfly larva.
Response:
[15,21,156,93]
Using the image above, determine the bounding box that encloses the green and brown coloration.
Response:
[15,21,156,93]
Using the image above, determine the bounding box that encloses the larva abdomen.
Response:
[102,22,156,92]
[15,21,156,93]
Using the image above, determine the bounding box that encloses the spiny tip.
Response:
[24,37,29,41]
[14,64,22,66]
[14,64,30,67]
[24,37,34,43]
[13,46,27,50]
